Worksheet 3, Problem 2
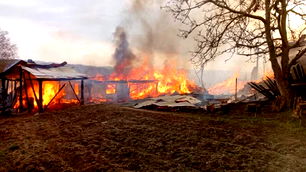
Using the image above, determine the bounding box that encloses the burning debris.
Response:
[248,77,280,100]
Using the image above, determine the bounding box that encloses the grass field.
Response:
[0,104,306,171]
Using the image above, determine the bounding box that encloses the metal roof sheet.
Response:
[22,66,87,80]
[134,95,201,108]
[0,59,24,73]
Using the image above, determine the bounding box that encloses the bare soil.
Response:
[1,104,306,171]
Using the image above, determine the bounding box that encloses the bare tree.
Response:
[164,0,306,107]
[0,29,17,59]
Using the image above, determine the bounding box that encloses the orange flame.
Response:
[251,70,275,83]
[91,56,200,100]
[262,70,274,79]
[208,73,246,95]
[94,74,104,81]
[14,81,80,110]
[74,83,79,95]
[106,84,116,94]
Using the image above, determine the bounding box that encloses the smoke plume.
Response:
[112,26,136,76]
[110,0,192,79]
[127,0,183,55]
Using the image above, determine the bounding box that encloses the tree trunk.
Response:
[275,75,294,110]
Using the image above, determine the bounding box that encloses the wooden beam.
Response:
[156,82,159,95]
[28,78,88,81]
[27,72,40,111]
[68,81,80,103]
[38,80,43,113]
[1,78,6,111]
[22,73,31,112]
[10,81,18,108]
[45,83,66,110]
[19,67,23,112]
[1,78,6,96]
[81,80,84,105]
[14,81,16,91]
[6,79,9,92]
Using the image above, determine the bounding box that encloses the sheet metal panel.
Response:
[22,66,87,80]
[0,59,24,73]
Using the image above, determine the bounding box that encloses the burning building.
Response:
[0,23,204,114]
[0,57,202,114]
[82,26,203,103]
[0,59,87,113]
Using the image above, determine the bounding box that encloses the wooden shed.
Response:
[0,59,87,114]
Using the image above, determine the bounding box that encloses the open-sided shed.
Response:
[0,59,87,113]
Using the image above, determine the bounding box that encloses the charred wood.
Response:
[292,64,306,83]
[248,78,280,100]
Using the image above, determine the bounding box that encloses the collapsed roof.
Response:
[134,95,201,109]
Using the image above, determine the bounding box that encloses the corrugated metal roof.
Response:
[134,95,201,108]
[0,59,24,73]
[22,66,87,80]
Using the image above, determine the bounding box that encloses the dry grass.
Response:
[0,104,306,171]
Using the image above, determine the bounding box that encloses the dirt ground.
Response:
[1,104,306,171]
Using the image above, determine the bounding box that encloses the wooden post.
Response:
[156,82,159,95]
[28,73,40,110]
[22,73,31,112]
[235,77,238,101]
[6,79,9,92]
[14,81,16,91]
[1,78,7,109]
[88,81,92,101]
[1,78,5,89]
[38,80,43,113]
[1,78,6,96]
[80,80,84,105]
[10,80,13,96]
[14,80,17,102]
[19,68,23,112]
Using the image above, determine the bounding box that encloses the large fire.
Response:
[14,26,202,110]
[14,81,80,110]
[92,57,200,100]
[89,27,202,101]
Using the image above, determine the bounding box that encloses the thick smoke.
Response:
[112,26,136,76]
[110,0,190,78]
[127,0,183,55]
